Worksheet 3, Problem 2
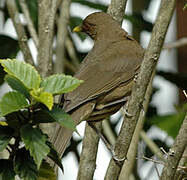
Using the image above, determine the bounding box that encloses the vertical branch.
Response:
[6,0,34,66]
[119,72,155,179]
[19,0,39,48]
[37,0,60,77]
[77,123,102,180]
[105,0,176,179]
[54,0,71,73]
[160,113,187,179]
[107,0,128,24]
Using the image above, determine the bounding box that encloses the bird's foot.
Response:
[134,74,138,82]
[88,122,113,152]
[112,149,127,162]
[122,102,134,117]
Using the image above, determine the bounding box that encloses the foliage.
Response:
[0,59,82,180]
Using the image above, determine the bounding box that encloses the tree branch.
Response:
[160,113,187,179]
[19,0,39,48]
[163,37,187,49]
[6,0,34,66]
[37,0,60,77]
[54,0,71,73]
[105,0,176,179]
[119,71,155,179]
[77,123,102,180]
[107,0,128,25]
[65,37,80,70]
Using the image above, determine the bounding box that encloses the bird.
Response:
[50,12,144,159]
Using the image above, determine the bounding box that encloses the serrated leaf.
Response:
[5,75,30,99]
[0,159,15,180]
[0,126,14,152]
[38,161,56,180]
[30,90,53,110]
[46,141,63,172]
[40,74,83,95]
[14,148,38,180]
[0,91,30,116]
[20,125,50,169]
[0,59,41,89]
[45,107,76,130]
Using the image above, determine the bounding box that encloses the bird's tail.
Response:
[50,101,96,158]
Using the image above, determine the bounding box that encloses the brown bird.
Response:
[51,12,144,158]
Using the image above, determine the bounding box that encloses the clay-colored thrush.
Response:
[51,12,144,158]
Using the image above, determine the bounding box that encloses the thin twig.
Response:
[19,0,39,48]
[6,0,34,66]
[163,37,187,49]
[140,130,164,161]
[153,160,161,179]
[136,156,165,165]
[65,37,80,69]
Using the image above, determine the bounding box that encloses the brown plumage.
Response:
[50,12,144,158]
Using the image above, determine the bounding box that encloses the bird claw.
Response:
[134,74,138,82]
[122,103,134,117]
[112,149,126,162]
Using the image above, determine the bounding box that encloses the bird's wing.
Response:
[64,39,144,112]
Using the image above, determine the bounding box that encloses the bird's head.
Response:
[73,12,125,40]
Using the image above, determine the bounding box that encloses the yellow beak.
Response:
[73,25,82,32]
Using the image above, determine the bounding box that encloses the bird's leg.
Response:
[88,122,127,162]
[88,122,113,153]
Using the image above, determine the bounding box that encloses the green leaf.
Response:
[0,159,15,180]
[149,111,186,138]
[0,126,14,152]
[5,75,30,99]
[38,161,56,180]
[0,59,41,89]
[46,141,63,172]
[32,110,54,124]
[20,125,50,169]
[0,91,30,116]
[45,107,76,130]
[41,74,83,95]
[30,90,53,110]
[14,148,38,180]
[32,107,75,130]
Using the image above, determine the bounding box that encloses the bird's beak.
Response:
[73,25,83,32]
